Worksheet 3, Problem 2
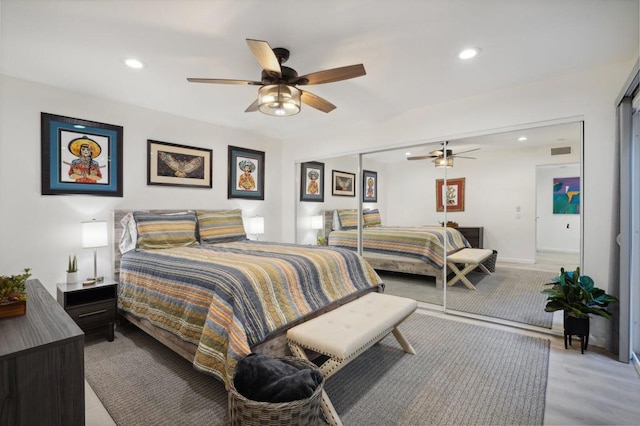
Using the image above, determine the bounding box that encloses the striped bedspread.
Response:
[118,241,381,384]
[328,226,471,267]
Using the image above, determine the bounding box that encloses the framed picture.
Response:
[228,145,265,200]
[147,140,212,188]
[41,112,123,197]
[300,161,325,202]
[332,170,356,197]
[436,177,465,212]
[363,170,378,202]
[553,176,580,214]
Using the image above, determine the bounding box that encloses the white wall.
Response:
[281,60,635,348]
[0,75,282,296]
[536,163,581,253]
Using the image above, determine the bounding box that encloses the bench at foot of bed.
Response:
[446,248,494,290]
[286,292,417,426]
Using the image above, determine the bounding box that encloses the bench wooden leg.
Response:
[321,389,343,426]
[447,263,477,290]
[392,326,416,355]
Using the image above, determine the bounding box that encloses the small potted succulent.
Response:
[67,255,78,284]
[542,267,618,353]
[0,268,31,318]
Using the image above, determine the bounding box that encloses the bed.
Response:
[113,209,382,386]
[325,209,471,287]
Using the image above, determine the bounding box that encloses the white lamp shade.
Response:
[248,217,264,235]
[311,215,324,230]
[81,220,108,248]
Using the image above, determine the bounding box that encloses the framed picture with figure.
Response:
[41,112,123,197]
[363,170,378,202]
[228,145,265,200]
[300,161,325,202]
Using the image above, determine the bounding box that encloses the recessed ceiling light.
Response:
[124,58,144,69]
[518,136,527,141]
[405,152,411,156]
[458,48,479,60]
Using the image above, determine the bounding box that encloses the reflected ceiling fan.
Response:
[187,39,366,116]
[407,141,479,168]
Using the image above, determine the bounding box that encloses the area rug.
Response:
[381,267,556,328]
[85,313,549,425]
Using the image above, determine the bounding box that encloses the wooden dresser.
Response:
[456,227,484,248]
[0,279,85,425]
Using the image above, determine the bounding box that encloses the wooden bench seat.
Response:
[446,248,494,290]
[287,292,417,426]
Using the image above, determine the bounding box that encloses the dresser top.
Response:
[0,279,83,358]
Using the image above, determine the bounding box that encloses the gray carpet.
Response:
[85,313,549,426]
[381,267,556,328]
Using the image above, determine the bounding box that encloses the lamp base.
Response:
[86,276,104,283]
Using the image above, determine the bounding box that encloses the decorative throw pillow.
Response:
[197,209,247,244]
[337,209,359,230]
[134,211,198,250]
[363,208,382,227]
[119,212,138,254]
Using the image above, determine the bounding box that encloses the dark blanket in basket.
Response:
[234,354,323,403]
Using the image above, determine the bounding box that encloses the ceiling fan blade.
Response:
[454,156,476,159]
[246,39,281,77]
[300,91,336,113]
[187,78,262,85]
[407,155,435,161]
[429,149,444,156]
[244,99,259,113]
[298,64,366,85]
[452,148,481,156]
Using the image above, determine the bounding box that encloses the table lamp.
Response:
[82,219,108,282]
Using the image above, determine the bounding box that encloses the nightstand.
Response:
[57,279,117,342]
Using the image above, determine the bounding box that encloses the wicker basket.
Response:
[228,356,324,426]
[481,250,498,273]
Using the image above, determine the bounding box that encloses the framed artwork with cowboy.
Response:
[41,113,123,197]
[227,145,265,200]
[300,161,324,202]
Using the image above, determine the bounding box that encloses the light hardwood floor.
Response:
[85,251,640,425]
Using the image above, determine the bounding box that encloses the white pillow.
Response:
[332,210,342,230]
[119,212,137,254]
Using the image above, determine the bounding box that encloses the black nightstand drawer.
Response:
[57,280,118,341]
[66,299,116,330]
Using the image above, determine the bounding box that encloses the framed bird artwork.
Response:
[332,170,356,197]
[147,140,212,188]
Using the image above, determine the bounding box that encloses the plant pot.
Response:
[67,272,78,284]
[0,300,26,319]
[563,312,589,354]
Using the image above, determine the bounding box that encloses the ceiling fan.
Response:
[187,39,366,116]
[407,141,479,167]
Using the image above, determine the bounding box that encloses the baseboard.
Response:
[536,248,580,254]
[633,352,640,378]
[496,257,535,264]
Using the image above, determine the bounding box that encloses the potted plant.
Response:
[0,268,31,318]
[67,255,78,284]
[542,267,618,353]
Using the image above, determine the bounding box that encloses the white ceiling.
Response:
[1,0,638,145]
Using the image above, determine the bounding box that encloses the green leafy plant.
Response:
[0,268,31,304]
[317,237,327,246]
[67,255,77,273]
[542,267,618,319]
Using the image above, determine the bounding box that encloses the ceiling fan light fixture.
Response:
[258,84,301,116]
[435,156,454,168]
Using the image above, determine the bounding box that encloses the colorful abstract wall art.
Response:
[553,177,580,214]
